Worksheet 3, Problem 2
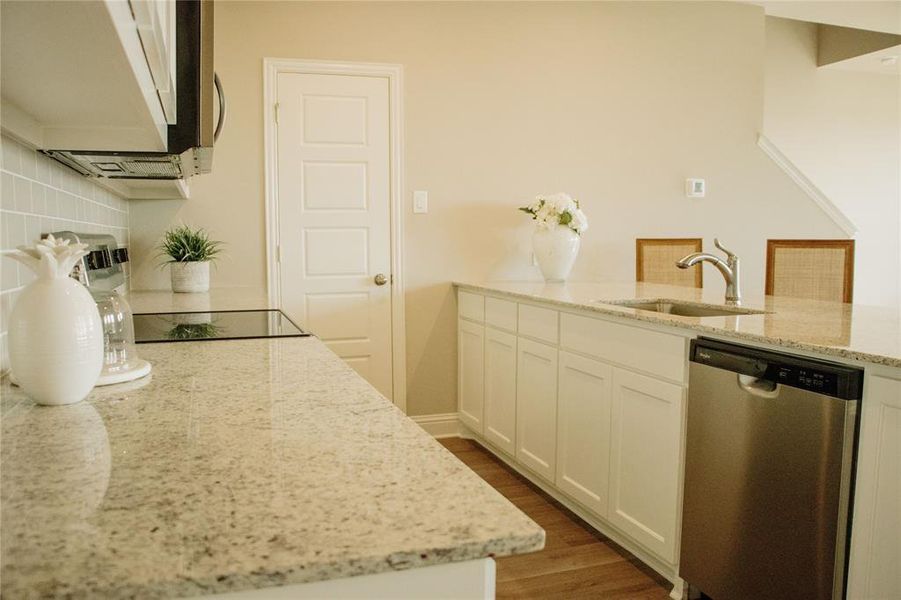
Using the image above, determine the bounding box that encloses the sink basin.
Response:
[601,299,766,318]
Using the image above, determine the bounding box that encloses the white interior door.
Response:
[276,72,393,399]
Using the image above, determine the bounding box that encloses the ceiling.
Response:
[752,1,901,35]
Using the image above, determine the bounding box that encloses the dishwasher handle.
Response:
[737,374,780,398]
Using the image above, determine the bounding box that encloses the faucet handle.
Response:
[714,238,737,261]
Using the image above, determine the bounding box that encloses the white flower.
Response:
[520,192,588,235]
[545,192,576,215]
[569,208,589,233]
[535,202,554,227]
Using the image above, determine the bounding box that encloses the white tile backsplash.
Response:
[0,134,129,373]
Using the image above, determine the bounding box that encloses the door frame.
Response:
[262,58,407,413]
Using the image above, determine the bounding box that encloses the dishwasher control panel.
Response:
[691,338,864,400]
[775,365,836,395]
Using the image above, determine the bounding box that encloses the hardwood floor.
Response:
[440,437,672,599]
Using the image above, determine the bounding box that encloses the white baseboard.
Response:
[411,412,461,438]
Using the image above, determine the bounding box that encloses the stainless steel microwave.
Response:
[42,0,223,180]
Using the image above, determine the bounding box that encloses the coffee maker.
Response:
[52,232,151,385]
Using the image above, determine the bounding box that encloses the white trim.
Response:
[757,134,858,237]
[263,58,407,413]
[412,413,462,438]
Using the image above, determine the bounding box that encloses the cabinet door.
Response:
[608,368,683,562]
[484,328,517,456]
[848,374,901,600]
[516,338,558,481]
[458,319,485,434]
[130,0,177,123]
[556,352,613,516]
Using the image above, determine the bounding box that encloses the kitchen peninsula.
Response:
[454,280,900,599]
[0,290,544,599]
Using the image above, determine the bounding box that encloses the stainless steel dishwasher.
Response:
[680,338,864,600]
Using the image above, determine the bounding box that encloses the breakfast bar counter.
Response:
[455,280,901,367]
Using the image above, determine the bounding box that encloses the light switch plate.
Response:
[413,190,428,213]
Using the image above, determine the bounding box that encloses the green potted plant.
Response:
[158,225,223,293]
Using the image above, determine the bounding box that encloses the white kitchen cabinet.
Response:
[458,291,485,323]
[130,0,178,123]
[1,0,175,152]
[485,297,517,333]
[608,367,684,563]
[556,351,612,516]
[484,327,517,456]
[458,319,485,434]
[560,312,686,383]
[848,373,901,600]
[515,337,558,482]
[518,303,558,345]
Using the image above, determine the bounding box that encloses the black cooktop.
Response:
[134,309,311,343]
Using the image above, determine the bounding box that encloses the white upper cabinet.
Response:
[130,0,178,123]
[0,0,176,152]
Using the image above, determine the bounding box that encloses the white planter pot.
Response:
[170,261,210,293]
[532,226,581,282]
[8,277,104,406]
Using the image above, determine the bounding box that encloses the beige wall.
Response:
[763,16,901,308]
[130,2,845,416]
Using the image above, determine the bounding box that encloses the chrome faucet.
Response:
[676,238,742,304]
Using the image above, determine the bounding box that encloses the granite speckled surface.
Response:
[1,336,544,599]
[456,280,901,368]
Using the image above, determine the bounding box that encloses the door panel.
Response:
[458,319,485,433]
[609,367,683,562]
[516,338,558,481]
[277,72,393,399]
[556,351,612,516]
[848,374,901,600]
[485,327,516,455]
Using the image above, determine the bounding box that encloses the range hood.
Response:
[42,1,223,180]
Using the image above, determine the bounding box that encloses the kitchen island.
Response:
[0,290,545,599]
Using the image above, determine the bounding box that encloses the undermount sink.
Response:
[600,299,766,318]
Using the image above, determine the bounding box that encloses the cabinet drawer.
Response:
[458,290,485,322]
[518,304,558,344]
[560,313,686,383]
[485,297,517,332]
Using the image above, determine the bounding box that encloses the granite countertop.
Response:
[1,328,544,598]
[455,280,901,368]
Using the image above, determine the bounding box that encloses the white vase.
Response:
[532,226,581,282]
[6,237,104,406]
[170,261,210,293]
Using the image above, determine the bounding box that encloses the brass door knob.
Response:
[374,273,388,286]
